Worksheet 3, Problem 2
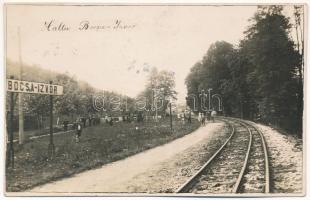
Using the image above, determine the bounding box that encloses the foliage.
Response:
[137,67,177,115]
[185,6,303,135]
[6,61,135,128]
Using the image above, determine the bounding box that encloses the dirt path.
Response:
[11,129,74,143]
[28,122,224,193]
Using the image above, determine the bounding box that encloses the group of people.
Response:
[180,111,192,124]
[74,113,144,143]
[198,110,217,126]
[73,110,218,143]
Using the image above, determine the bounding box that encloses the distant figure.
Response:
[201,113,206,126]
[207,111,211,121]
[63,120,69,131]
[127,113,132,123]
[181,112,186,125]
[109,116,113,126]
[137,112,143,123]
[81,118,86,127]
[211,110,217,122]
[76,123,82,143]
[105,115,109,123]
[88,116,92,126]
[198,112,202,123]
[188,112,192,123]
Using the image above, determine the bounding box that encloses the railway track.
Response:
[176,118,270,194]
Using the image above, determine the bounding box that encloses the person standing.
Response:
[188,111,192,123]
[207,111,211,121]
[181,112,186,125]
[109,116,114,126]
[211,109,217,122]
[88,116,92,126]
[76,122,82,143]
[201,112,206,126]
[81,117,86,127]
[63,120,69,131]
[198,112,202,124]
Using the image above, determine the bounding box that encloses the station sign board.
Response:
[7,79,63,95]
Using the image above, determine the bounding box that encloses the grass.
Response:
[6,118,200,192]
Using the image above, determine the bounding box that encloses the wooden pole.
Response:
[18,27,25,144]
[7,76,15,168]
[48,81,55,158]
[169,102,172,131]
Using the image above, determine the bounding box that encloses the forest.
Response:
[185,6,304,135]
[6,60,177,131]
[6,60,136,130]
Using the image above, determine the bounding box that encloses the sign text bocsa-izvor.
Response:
[7,79,63,95]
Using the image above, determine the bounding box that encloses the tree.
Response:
[185,6,303,135]
[54,73,80,120]
[185,41,235,114]
[185,62,203,112]
[242,6,300,132]
[6,60,133,128]
[293,5,304,134]
[138,67,177,116]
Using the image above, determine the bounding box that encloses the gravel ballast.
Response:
[255,123,303,194]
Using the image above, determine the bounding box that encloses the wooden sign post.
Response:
[6,76,15,168]
[6,78,63,166]
[48,81,55,158]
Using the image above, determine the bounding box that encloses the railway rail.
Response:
[176,118,270,194]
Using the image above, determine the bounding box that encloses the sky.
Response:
[6,5,297,103]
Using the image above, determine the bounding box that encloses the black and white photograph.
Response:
[3,2,307,197]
